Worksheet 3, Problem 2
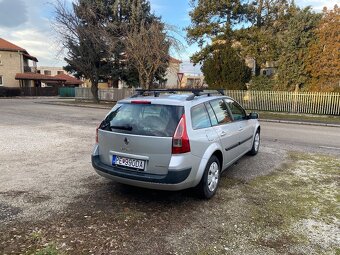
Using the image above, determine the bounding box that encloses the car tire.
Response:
[197,155,220,199]
[248,130,260,156]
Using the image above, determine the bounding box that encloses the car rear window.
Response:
[191,104,211,129]
[99,103,184,137]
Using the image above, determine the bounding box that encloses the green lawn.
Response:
[256,111,340,124]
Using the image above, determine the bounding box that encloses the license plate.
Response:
[112,155,145,170]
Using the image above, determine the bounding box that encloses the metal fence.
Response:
[59,87,75,97]
[75,88,340,115]
[75,88,135,101]
[21,87,58,96]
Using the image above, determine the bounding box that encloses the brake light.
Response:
[96,127,99,143]
[131,100,151,104]
[172,114,191,154]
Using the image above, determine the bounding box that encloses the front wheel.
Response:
[197,155,220,199]
[248,130,260,156]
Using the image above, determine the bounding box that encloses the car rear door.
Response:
[224,98,255,155]
[207,99,241,168]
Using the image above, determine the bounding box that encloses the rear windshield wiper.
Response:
[110,125,133,131]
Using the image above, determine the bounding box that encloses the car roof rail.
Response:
[131,89,204,98]
[186,89,225,101]
[130,88,225,100]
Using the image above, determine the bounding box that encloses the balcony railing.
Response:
[24,66,38,73]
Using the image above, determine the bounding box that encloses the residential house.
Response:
[46,73,83,87]
[163,57,182,88]
[180,73,206,88]
[0,38,38,88]
[0,38,68,90]
[37,66,67,87]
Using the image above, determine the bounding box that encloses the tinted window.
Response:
[100,103,184,137]
[225,99,246,121]
[191,104,211,130]
[209,99,232,125]
[205,102,218,126]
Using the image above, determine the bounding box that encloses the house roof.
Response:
[15,72,83,85]
[169,57,182,64]
[53,74,83,85]
[15,73,66,82]
[0,38,38,62]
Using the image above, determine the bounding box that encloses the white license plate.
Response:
[112,155,145,170]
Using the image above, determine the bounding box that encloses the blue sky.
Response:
[0,0,337,73]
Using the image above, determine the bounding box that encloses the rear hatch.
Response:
[97,101,184,175]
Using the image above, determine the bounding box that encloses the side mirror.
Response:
[248,112,259,119]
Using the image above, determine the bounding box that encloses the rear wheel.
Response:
[197,155,220,199]
[248,130,260,156]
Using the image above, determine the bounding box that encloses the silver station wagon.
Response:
[92,89,260,198]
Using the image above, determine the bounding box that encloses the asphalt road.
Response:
[0,98,339,224]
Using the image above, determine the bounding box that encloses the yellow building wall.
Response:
[0,51,22,87]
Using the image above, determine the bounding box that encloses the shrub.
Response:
[249,76,276,91]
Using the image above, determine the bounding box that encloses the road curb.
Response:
[35,101,112,109]
[260,119,340,128]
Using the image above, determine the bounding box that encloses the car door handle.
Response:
[238,128,244,132]
[220,131,227,137]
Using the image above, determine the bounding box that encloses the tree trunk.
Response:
[145,77,151,90]
[91,82,99,103]
[139,73,145,89]
[254,59,261,76]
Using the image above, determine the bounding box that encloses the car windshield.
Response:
[100,103,184,137]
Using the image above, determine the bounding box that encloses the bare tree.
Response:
[123,21,171,89]
[53,0,112,103]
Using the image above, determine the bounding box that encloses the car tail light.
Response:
[131,100,151,104]
[172,114,191,154]
[96,127,99,143]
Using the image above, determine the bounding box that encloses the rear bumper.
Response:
[92,155,193,190]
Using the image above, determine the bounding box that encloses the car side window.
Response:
[191,103,211,130]
[225,99,247,121]
[205,102,218,126]
[209,99,232,125]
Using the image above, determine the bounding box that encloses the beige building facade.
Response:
[163,57,182,88]
[180,73,206,88]
[0,38,38,88]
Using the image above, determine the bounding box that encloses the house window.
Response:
[57,71,64,75]
[0,76,3,86]
[44,70,51,75]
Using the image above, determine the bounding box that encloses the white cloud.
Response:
[296,0,338,11]
[0,0,66,67]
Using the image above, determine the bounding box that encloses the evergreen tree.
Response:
[277,7,321,91]
[201,44,251,90]
[55,0,113,102]
[55,0,168,98]
[187,0,248,64]
[237,0,298,75]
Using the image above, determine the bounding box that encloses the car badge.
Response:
[124,138,130,145]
